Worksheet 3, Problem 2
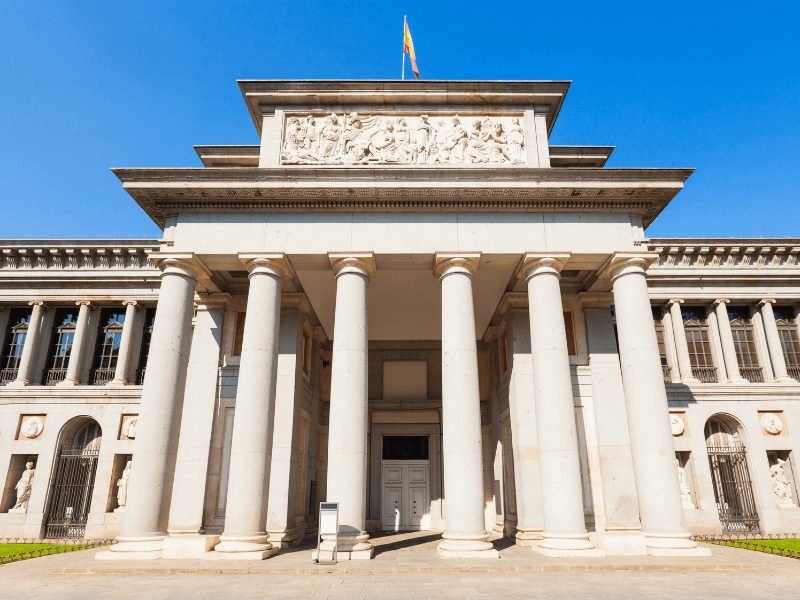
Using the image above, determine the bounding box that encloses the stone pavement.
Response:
[1,532,797,600]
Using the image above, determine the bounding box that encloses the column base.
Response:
[437,536,499,559]
[55,379,80,388]
[212,533,277,560]
[95,536,164,560]
[533,533,604,557]
[644,532,711,556]
[514,528,544,547]
[5,380,31,388]
[162,534,219,559]
[312,535,374,561]
[595,530,647,556]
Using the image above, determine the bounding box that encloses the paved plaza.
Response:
[1,533,798,599]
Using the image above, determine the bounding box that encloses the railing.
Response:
[45,368,68,385]
[661,365,672,383]
[739,367,764,383]
[691,366,718,383]
[0,537,113,565]
[91,368,115,386]
[0,368,18,385]
[694,533,800,561]
[788,366,800,382]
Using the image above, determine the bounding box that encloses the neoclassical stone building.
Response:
[1,81,799,561]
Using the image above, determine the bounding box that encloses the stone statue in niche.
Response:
[10,461,35,513]
[116,460,132,511]
[280,112,526,166]
[676,458,695,509]
[770,459,795,506]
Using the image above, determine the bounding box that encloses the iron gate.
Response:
[707,445,760,533]
[44,445,100,538]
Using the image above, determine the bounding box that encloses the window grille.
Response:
[91,309,125,385]
[653,307,670,382]
[0,308,32,384]
[45,309,77,385]
[135,308,156,385]
[682,307,717,383]
[728,307,763,382]
[774,307,800,381]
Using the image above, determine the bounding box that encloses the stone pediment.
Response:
[281,112,526,166]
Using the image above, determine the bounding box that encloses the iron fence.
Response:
[662,365,672,383]
[44,445,100,539]
[739,366,764,383]
[0,538,113,566]
[91,368,115,385]
[45,368,68,385]
[706,445,760,533]
[0,368,18,384]
[788,366,800,382]
[695,533,800,560]
[692,366,718,383]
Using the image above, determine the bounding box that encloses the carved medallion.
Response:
[760,413,784,435]
[19,415,45,440]
[281,112,527,166]
[669,414,685,436]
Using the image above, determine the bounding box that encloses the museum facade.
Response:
[1,80,799,561]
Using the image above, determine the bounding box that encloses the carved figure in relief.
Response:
[342,113,369,162]
[116,460,132,510]
[676,458,695,509]
[393,118,415,161]
[446,116,469,163]
[317,114,341,160]
[507,117,525,163]
[415,114,432,163]
[10,461,35,513]
[770,459,795,506]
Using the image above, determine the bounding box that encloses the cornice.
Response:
[646,239,800,272]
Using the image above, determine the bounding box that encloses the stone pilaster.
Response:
[714,299,747,384]
[10,301,46,386]
[111,301,139,385]
[759,299,794,383]
[58,301,93,386]
[668,300,699,383]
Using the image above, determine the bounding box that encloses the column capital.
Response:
[434,252,481,279]
[759,298,777,306]
[239,253,292,279]
[714,298,731,306]
[599,251,658,282]
[519,252,570,281]
[27,300,46,308]
[329,253,376,279]
[668,298,684,306]
[75,300,93,308]
[122,300,139,308]
[149,252,210,281]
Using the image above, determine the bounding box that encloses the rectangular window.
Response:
[382,436,429,461]
[0,308,32,384]
[91,309,126,385]
[774,307,800,381]
[728,306,763,382]
[45,308,78,385]
[682,307,717,383]
[136,308,156,385]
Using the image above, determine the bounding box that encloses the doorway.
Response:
[381,435,431,531]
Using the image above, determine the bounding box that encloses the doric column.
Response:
[214,255,290,560]
[316,253,376,561]
[668,300,699,383]
[605,253,708,556]
[59,301,93,386]
[111,301,139,385]
[162,294,229,559]
[714,299,747,384]
[10,301,46,386]
[435,253,498,559]
[97,254,203,560]
[521,254,597,556]
[760,299,794,383]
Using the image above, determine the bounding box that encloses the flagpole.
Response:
[401,15,406,80]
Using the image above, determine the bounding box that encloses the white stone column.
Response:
[606,253,708,556]
[316,254,375,561]
[59,300,93,386]
[214,255,290,560]
[162,295,228,559]
[111,301,139,385]
[97,254,202,560]
[760,299,794,383]
[714,299,747,384]
[10,301,46,386]
[521,254,598,556]
[668,300,699,383]
[435,253,498,559]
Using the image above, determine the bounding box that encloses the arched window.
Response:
[45,310,78,385]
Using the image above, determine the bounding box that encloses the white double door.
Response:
[381,460,430,531]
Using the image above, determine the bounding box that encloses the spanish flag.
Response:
[403,17,420,79]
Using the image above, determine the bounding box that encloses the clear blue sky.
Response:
[2,1,798,239]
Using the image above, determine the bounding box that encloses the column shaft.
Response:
[215,257,287,559]
[668,300,698,383]
[609,255,707,556]
[112,301,139,384]
[318,254,374,560]
[714,300,746,383]
[12,302,45,385]
[60,301,92,386]
[98,257,199,560]
[760,300,792,382]
[524,255,596,555]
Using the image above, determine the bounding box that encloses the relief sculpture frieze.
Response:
[280,112,526,166]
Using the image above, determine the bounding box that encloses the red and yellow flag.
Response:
[403,17,420,79]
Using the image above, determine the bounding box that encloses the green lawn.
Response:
[744,539,800,552]
[0,543,83,558]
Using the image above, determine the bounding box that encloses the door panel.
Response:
[382,484,403,531]
[381,461,430,531]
